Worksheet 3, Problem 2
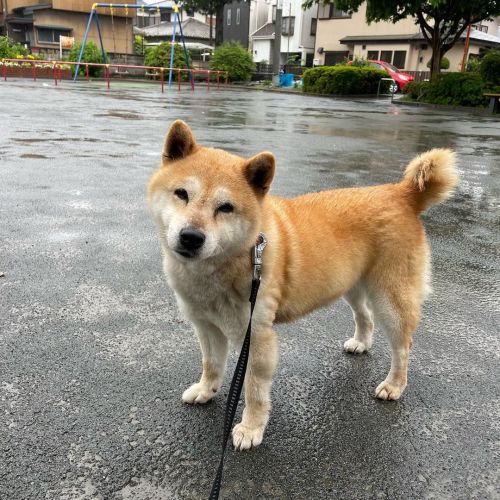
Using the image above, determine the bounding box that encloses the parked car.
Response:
[367,60,414,92]
[347,59,414,92]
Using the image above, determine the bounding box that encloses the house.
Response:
[222,0,268,48]
[135,17,213,51]
[223,0,250,48]
[135,0,212,29]
[315,3,500,70]
[0,0,135,57]
[250,0,316,66]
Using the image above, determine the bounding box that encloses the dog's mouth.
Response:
[174,248,197,259]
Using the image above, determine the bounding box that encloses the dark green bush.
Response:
[0,35,28,59]
[479,50,500,86]
[302,65,390,95]
[416,73,487,106]
[427,56,450,70]
[210,42,255,82]
[403,81,430,99]
[67,41,106,76]
[145,42,191,70]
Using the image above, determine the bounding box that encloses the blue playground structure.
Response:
[74,3,191,88]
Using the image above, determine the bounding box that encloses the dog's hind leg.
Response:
[182,320,228,404]
[343,283,374,354]
[370,289,420,400]
[233,327,278,450]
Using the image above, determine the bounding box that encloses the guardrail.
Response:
[1,59,229,92]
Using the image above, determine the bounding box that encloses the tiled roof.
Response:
[135,17,210,40]
[251,22,275,39]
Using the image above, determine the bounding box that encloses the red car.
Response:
[367,60,414,92]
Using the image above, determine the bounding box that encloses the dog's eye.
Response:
[174,188,188,202]
[216,203,234,214]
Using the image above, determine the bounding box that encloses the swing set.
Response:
[1,2,228,91]
[74,2,191,88]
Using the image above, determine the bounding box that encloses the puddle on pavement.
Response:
[20,153,49,159]
[94,111,143,120]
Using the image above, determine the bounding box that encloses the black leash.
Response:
[209,233,267,500]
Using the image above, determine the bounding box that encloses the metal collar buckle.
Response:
[252,233,267,280]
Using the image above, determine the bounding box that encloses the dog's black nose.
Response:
[179,227,205,251]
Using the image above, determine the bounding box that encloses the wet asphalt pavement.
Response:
[1,79,499,500]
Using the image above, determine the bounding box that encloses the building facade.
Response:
[1,0,135,56]
[250,0,316,66]
[315,3,500,70]
[223,0,251,47]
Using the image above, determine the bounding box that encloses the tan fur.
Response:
[148,120,458,450]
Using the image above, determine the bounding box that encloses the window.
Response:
[160,12,171,22]
[324,51,349,65]
[380,50,392,63]
[328,3,351,19]
[367,50,379,60]
[310,18,317,36]
[37,27,71,44]
[281,16,295,36]
[227,8,231,26]
[393,50,406,69]
[236,8,240,25]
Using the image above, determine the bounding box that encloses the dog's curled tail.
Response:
[402,148,458,213]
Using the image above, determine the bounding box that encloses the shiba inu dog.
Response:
[148,120,458,450]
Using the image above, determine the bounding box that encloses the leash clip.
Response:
[252,232,267,280]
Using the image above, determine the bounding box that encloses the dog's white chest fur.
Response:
[163,255,250,340]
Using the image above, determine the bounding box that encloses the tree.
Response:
[182,0,225,46]
[210,42,255,81]
[302,0,500,77]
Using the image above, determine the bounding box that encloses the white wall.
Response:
[253,39,271,63]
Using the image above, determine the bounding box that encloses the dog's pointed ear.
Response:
[162,120,197,163]
[243,152,275,196]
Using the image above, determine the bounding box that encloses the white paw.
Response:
[375,380,406,400]
[182,382,217,404]
[232,422,265,451]
[343,337,370,354]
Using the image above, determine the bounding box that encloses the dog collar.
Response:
[252,233,267,280]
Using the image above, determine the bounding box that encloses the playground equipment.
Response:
[74,3,190,88]
[1,58,228,91]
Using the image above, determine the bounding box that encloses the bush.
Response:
[210,42,255,82]
[412,73,488,106]
[134,35,144,55]
[145,42,191,70]
[67,41,106,76]
[0,35,28,59]
[427,56,450,70]
[350,56,371,67]
[302,65,390,95]
[479,50,500,86]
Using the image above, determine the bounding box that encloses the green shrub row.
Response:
[302,66,390,95]
[404,72,500,107]
[404,50,500,107]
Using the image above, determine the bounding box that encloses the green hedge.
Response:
[210,42,255,82]
[67,41,106,77]
[405,73,489,107]
[480,50,500,86]
[302,66,390,95]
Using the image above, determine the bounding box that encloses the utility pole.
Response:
[272,0,283,85]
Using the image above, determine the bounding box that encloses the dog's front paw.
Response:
[232,422,265,451]
[343,337,370,354]
[182,382,217,404]
[375,379,406,400]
